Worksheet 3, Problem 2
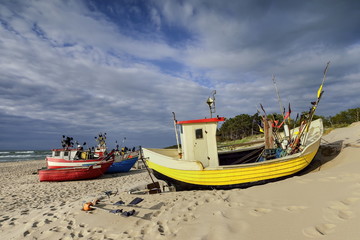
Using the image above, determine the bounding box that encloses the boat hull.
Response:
[39,160,113,182]
[106,157,138,173]
[148,150,318,190]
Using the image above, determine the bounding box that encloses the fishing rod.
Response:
[255,107,265,134]
[290,62,330,153]
[272,75,291,140]
[272,75,285,119]
[290,113,299,143]
[302,61,330,144]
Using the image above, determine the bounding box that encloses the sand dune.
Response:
[1,123,360,239]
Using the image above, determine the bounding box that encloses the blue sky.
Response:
[1,0,359,150]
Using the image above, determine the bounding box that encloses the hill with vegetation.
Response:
[218,107,360,142]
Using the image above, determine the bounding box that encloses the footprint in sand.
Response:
[249,208,272,216]
[79,223,86,228]
[157,221,165,235]
[20,209,29,215]
[32,221,39,228]
[331,198,357,219]
[105,233,121,239]
[322,197,358,231]
[338,210,354,220]
[23,230,31,237]
[303,223,336,237]
[8,218,16,226]
[341,197,360,205]
[0,216,10,223]
[213,210,227,218]
[44,218,52,224]
[156,220,175,236]
[42,212,55,219]
[283,205,308,212]
[49,226,66,232]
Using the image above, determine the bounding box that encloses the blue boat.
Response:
[106,156,138,173]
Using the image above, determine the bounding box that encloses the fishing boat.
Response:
[106,156,139,173]
[105,147,139,173]
[46,133,110,169]
[38,159,114,182]
[143,117,323,190]
[143,63,329,191]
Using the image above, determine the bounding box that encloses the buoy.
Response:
[83,202,94,211]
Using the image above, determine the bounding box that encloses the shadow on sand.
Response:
[296,139,343,176]
[101,169,148,179]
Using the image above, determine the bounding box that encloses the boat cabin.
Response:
[51,147,106,160]
[178,117,224,168]
[177,117,265,168]
[51,149,79,160]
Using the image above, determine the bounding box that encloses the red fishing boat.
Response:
[38,158,114,182]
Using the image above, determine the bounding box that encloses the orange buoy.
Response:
[83,202,94,211]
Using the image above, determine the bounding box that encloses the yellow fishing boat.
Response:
[143,117,323,190]
[144,63,329,190]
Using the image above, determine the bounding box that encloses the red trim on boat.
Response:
[177,117,225,124]
[52,148,78,151]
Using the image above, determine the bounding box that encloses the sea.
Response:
[0,150,51,163]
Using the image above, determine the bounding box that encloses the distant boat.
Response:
[106,149,139,173]
[143,118,323,190]
[106,156,138,173]
[46,133,110,169]
[38,159,114,182]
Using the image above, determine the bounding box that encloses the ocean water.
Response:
[0,150,51,162]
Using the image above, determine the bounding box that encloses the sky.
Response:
[1,0,359,150]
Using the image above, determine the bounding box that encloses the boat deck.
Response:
[144,148,180,158]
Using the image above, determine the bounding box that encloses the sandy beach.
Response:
[1,123,360,240]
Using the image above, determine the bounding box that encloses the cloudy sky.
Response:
[1,0,359,150]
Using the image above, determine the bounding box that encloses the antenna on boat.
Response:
[121,137,126,149]
[206,90,216,118]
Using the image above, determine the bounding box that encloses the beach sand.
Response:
[1,123,360,240]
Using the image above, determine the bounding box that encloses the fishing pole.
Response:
[272,75,285,119]
[290,113,299,143]
[302,61,330,144]
[272,75,291,140]
[290,61,330,153]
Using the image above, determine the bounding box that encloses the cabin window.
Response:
[55,151,60,157]
[64,151,69,156]
[195,129,203,139]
